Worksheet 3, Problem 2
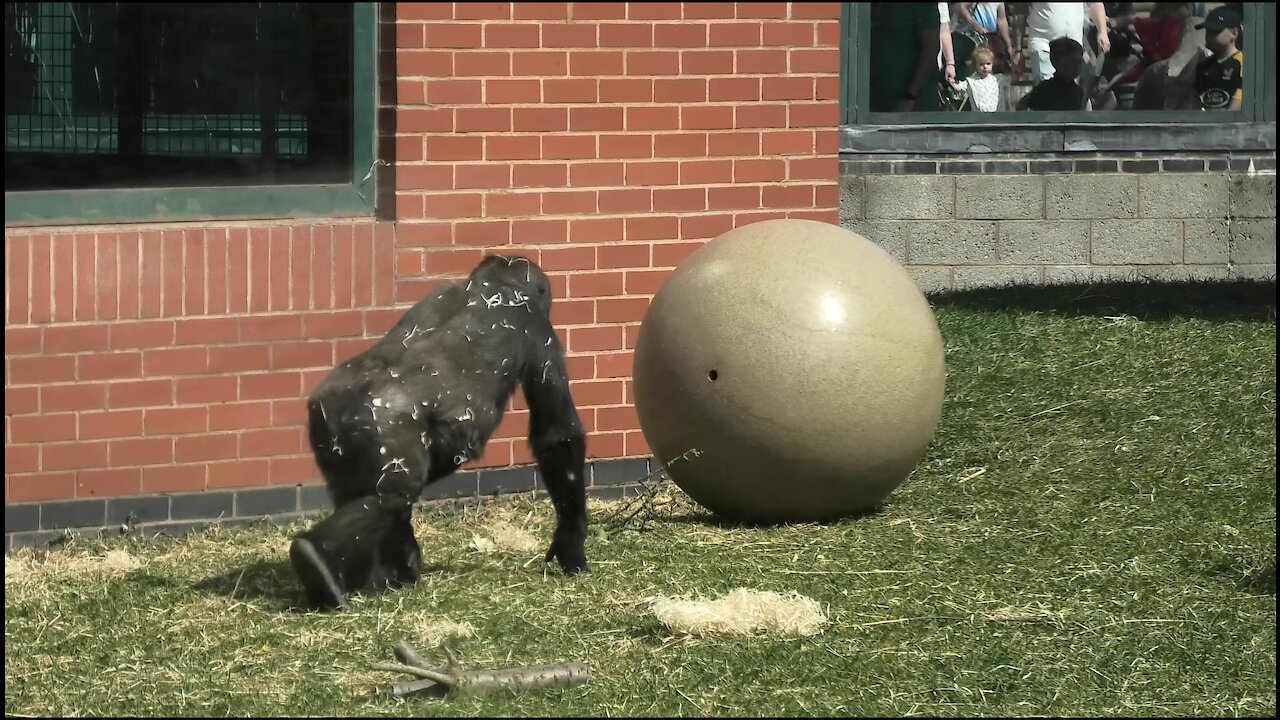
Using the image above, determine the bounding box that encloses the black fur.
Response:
[290,255,588,610]
[290,494,422,611]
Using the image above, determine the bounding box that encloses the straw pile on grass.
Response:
[648,588,828,637]
[468,507,541,555]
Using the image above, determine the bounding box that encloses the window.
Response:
[842,2,1274,126]
[5,2,377,225]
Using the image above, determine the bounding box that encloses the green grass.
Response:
[6,280,1276,717]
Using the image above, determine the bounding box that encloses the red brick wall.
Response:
[4,2,841,507]
[4,224,396,502]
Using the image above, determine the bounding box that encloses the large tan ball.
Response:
[633,220,945,524]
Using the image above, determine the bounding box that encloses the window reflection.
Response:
[869,2,1248,113]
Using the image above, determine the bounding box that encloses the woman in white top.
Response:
[955,2,1017,74]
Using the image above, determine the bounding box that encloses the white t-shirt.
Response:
[963,73,1002,111]
[1025,2,1087,44]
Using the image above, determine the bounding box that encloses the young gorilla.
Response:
[290,255,588,611]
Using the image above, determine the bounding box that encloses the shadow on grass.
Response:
[1202,555,1278,597]
[193,559,310,611]
[1223,560,1278,596]
[1242,563,1277,595]
[192,559,467,613]
[929,279,1276,322]
[653,503,890,531]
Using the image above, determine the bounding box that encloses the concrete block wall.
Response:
[4,2,843,543]
[840,152,1277,293]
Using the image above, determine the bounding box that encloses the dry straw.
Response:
[467,507,541,554]
[648,588,829,637]
[407,619,476,648]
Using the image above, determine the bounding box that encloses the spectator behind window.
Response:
[870,4,943,112]
[1018,36,1086,111]
[1193,5,1244,111]
[1024,3,1110,82]
[949,45,1004,111]
[955,2,1017,76]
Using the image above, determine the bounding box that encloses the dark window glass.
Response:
[5,2,354,191]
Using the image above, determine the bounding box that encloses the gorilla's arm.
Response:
[522,321,589,574]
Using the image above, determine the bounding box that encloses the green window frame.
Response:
[4,2,378,227]
[840,3,1276,145]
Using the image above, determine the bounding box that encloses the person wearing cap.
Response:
[1193,6,1244,111]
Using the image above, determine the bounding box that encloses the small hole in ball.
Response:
[707,369,718,382]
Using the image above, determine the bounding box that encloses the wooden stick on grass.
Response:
[376,640,592,698]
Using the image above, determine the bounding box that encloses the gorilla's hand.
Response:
[545,534,590,575]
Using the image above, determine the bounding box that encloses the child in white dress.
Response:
[949,46,1004,112]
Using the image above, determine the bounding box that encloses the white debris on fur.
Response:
[648,588,828,637]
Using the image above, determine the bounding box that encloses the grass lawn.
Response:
[5,280,1276,717]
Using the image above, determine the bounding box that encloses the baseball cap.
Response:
[1196,6,1243,31]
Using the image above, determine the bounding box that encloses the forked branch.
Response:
[376,640,592,699]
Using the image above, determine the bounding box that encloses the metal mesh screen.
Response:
[5,2,354,190]
[6,2,118,154]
